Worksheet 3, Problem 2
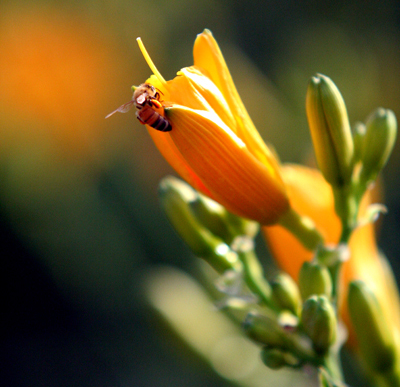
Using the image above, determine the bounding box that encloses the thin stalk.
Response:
[330,186,360,307]
[237,248,275,309]
[320,350,344,383]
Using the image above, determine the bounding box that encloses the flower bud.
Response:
[352,122,366,164]
[301,295,337,353]
[260,347,299,369]
[306,74,354,187]
[348,281,396,373]
[260,347,287,369]
[299,261,332,300]
[271,273,301,316]
[189,194,232,241]
[243,312,287,348]
[225,211,260,240]
[159,176,241,273]
[360,108,397,185]
[190,193,259,244]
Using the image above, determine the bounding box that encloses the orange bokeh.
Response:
[0,5,127,162]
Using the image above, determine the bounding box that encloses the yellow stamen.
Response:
[136,37,167,88]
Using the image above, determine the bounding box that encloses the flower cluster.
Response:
[109,30,399,387]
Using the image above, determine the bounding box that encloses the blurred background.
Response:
[2,0,400,386]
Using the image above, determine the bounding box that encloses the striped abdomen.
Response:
[136,105,171,132]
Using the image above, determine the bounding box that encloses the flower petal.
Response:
[193,29,281,177]
[142,75,214,197]
[166,105,289,224]
[168,67,237,130]
[147,128,214,197]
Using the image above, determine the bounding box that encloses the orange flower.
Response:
[263,164,398,345]
[135,30,289,225]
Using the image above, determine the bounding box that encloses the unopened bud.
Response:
[260,347,300,369]
[301,295,337,353]
[360,108,397,185]
[159,176,241,273]
[352,122,366,164]
[243,312,287,348]
[299,261,332,300]
[271,273,301,316]
[306,74,354,187]
[190,193,259,244]
[348,281,396,373]
[225,211,260,240]
[190,194,232,241]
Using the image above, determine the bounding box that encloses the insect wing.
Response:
[105,100,135,119]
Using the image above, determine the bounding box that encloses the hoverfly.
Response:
[106,83,171,132]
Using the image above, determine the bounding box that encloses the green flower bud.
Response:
[352,121,366,164]
[271,273,301,315]
[190,193,259,244]
[159,176,241,273]
[299,261,332,300]
[360,108,397,185]
[260,347,300,369]
[306,74,354,187]
[348,281,396,373]
[243,312,287,348]
[190,194,233,241]
[301,295,337,353]
[233,239,273,305]
[225,211,260,240]
[260,347,287,369]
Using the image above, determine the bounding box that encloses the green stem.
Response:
[279,208,324,251]
[332,184,360,237]
[320,350,344,383]
[329,185,360,307]
[330,221,354,305]
[329,262,342,308]
[237,248,275,309]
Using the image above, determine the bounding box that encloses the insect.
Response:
[106,83,172,132]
